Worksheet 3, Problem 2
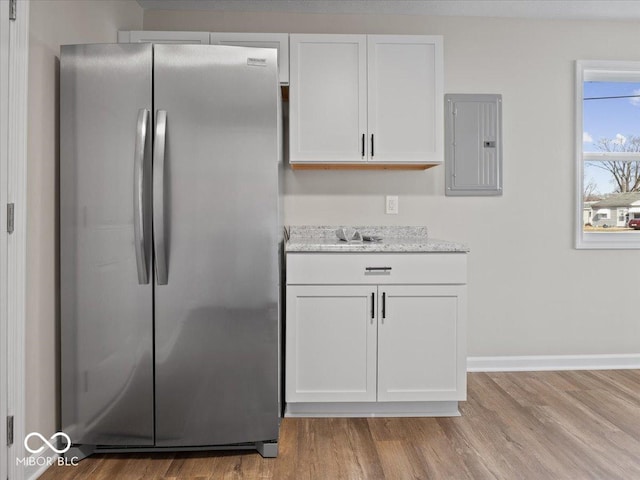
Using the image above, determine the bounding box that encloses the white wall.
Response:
[144,10,640,357]
[27,0,143,441]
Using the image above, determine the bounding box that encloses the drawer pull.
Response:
[365,267,392,272]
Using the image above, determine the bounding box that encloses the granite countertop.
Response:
[285,226,469,253]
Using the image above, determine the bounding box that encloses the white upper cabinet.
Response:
[367,35,443,165]
[118,31,211,44]
[289,35,367,164]
[210,33,289,84]
[289,34,443,168]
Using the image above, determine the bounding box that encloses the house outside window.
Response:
[576,60,640,248]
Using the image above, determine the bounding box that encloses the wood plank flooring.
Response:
[39,370,640,479]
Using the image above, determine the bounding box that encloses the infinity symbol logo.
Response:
[24,432,71,455]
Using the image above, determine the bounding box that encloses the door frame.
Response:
[1,1,29,479]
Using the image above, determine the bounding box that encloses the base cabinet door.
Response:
[286,285,377,402]
[377,285,466,402]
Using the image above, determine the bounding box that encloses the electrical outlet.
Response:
[385,195,399,215]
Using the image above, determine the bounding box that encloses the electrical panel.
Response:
[445,94,502,196]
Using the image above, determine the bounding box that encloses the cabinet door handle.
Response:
[371,134,375,157]
[370,292,375,322]
[382,292,386,320]
[365,267,392,272]
[361,133,365,158]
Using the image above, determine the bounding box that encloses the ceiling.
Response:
[136,0,640,22]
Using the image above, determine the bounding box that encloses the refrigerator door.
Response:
[60,44,154,446]
[153,44,280,446]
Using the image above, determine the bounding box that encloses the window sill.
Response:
[577,232,640,249]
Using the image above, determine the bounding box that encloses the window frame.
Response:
[576,60,640,249]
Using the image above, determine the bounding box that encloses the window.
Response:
[576,60,640,248]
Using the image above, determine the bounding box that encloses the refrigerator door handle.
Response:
[153,110,169,285]
[134,108,150,285]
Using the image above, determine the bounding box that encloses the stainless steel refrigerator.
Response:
[60,43,281,458]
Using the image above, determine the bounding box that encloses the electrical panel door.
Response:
[445,94,502,196]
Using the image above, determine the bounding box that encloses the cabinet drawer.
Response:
[286,253,467,285]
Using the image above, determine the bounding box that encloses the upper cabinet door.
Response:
[367,35,443,165]
[289,34,367,164]
[210,32,289,84]
[118,30,210,44]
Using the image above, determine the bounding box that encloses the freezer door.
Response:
[60,44,154,446]
[153,44,281,446]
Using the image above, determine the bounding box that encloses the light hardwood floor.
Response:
[39,370,640,479]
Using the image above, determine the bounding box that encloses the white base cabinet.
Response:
[285,253,467,417]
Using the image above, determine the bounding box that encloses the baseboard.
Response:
[467,354,640,372]
[21,447,58,480]
[285,401,461,418]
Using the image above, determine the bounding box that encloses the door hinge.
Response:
[7,203,14,234]
[6,415,13,446]
[9,0,16,21]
